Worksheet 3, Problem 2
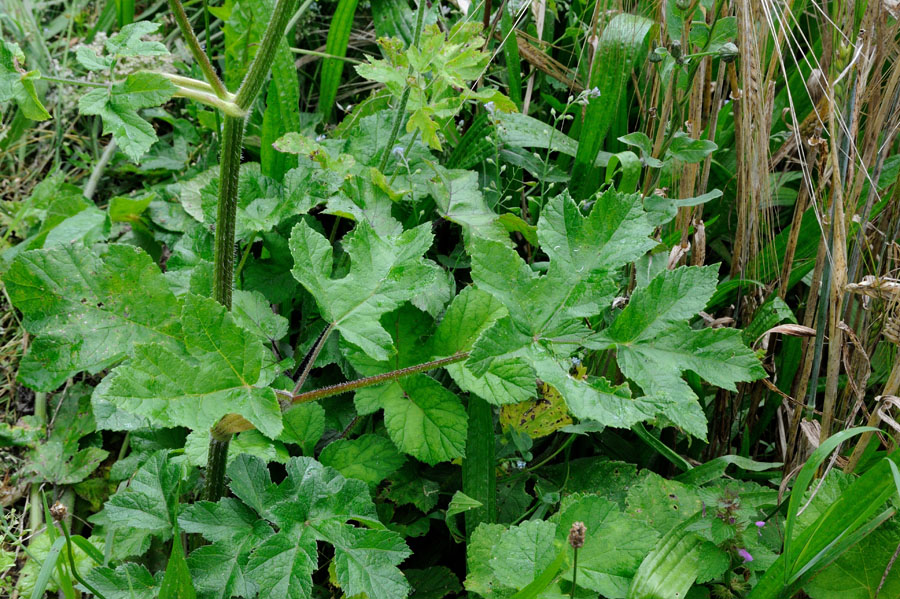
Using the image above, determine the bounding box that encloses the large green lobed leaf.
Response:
[4,244,182,391]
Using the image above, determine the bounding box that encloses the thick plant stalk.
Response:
[202,0,297,502]
[212,115,244,309]
[234,0,298,109]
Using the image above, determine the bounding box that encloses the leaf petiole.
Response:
[212,352,471,436]
[39,75,108,89]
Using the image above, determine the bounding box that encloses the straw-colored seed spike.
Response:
[885,314,900,346]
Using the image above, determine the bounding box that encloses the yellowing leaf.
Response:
[500,380,574,439]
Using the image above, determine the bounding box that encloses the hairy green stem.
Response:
[203,115,244,500]
[84,140,117,199]
[293,323,335,394]
[204,436,230,500]
[29,392,47,533]
[168,0,229,98]
[40,75,106,88]
[172,86,245,116]
[213,115,245,310]
[289,352,469,403]
[203,1,295,501]
[213,353,470,436]
[377,0,428,171]
[235,0,297,109]
[162,72,217,93]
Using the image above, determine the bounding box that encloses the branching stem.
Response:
[168,0,229,98]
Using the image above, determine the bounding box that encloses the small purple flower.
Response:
[755,521,766,528]
[737,548,754,563]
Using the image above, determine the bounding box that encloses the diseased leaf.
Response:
[625,472,703,535]
[4,244,182,391]
[93,293,283,439]
[500,379,573,439]
[464,524,507,597]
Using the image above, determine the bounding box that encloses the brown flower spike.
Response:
[568,521,587,549]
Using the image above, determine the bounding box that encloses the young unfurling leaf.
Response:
[0,41,50,120]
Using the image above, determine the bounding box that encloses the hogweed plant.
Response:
[8,0,897,597]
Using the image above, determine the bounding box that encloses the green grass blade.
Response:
[499,4,522,111]
[371,0,418,45]
[783,426,877,569]
[571,13,654,199]
[511,548,566,599]
[632,422,692,472]
[30,536,66,599]
[159,533,197,599]
[463,396,496,537]
[114,0,135,26]
[628,513,708,599]
[748,448,900,599]
[317,0,361,121]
